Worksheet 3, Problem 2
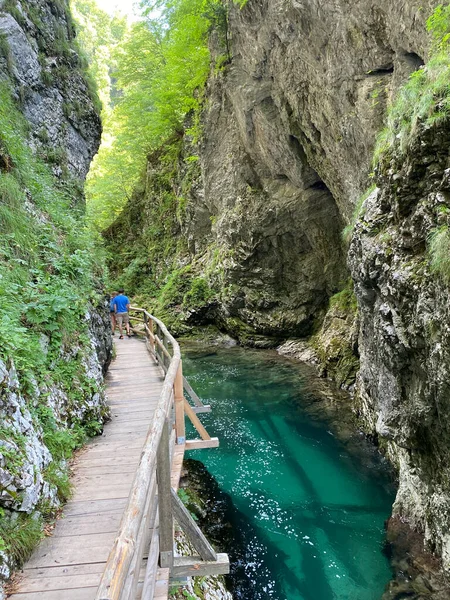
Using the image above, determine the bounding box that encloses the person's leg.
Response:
[117,314,124,338]
[124,313,131,337]
[110,313,116,334]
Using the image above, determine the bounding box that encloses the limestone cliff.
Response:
[0,0,108,586]
[349,118,450,575]
[0,0,101,183]
[107,0,450,587]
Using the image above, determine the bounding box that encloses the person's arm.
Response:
[126,298,130,311]
[113,298,118,313]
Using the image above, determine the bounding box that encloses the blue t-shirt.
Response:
[113,295,130,313]
[109,298,115,312]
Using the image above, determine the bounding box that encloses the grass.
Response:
[329,279,358,314]
[0,512,43,566]
[429,225,450,282]
[374,5,450,164]
[44,463,73,503]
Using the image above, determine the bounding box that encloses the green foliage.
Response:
[86,0,222,229]
[0,32,13,73]
[374,5,450,163]
[329,279,358,314]
[183,277,215,308]
[35,405,87,461]
[0,513,43,565]
[0,80,106,447]
[429,225,450,282]
[43,463,72,503]
[70,0,127,112]
[427,3,450,51]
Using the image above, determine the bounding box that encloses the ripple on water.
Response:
[183,346,395,600]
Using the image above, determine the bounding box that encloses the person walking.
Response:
[113,289,131,339]
[110,291,118,335]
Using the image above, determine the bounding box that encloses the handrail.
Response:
[95,307,225,600]
[96,308,181,600]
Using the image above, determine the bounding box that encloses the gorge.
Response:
[1,0,450,598]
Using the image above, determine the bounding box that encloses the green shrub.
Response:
[0,512,43,565]
[429,225,450,282]
[183,277,215,309]
[374,5,450,163]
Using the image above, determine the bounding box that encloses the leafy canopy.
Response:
[85,0,215,229]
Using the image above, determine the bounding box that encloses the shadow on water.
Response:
[182,344,396,600]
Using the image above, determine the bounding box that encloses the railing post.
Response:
[174,361,185,444]
[157,418,173,569]
[149,318,155,356]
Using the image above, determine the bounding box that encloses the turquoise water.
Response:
[182,345,395,600]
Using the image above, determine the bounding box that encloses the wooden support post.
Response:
[156,419,173,569]
[149,318,155,355]
[183,376,207,408]
[184,399,210,441]
[171,488,217,561]
[171,554,230,578]
[141,524,160,600]
[174,362,185,444]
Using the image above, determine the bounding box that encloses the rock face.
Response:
[0,0,109,585]
[186,0,438,338]
[349,118,450,571]
[0,0,101,183]
[112,0,438,340]
[108,0,450,582]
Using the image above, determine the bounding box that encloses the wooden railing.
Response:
[96,308,229,600]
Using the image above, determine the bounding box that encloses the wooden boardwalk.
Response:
[10,337,168,600]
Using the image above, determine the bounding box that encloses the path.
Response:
[10,337,167,600]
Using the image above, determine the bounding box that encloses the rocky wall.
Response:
[0,0,110,587]
[349,118,450,571]
[182,0,439,340]
[0,0,101,184]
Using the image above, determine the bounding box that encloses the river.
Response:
[182,344,395,600]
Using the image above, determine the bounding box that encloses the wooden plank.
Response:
[141,525,159,600]
[15,570,103,593]
[170,489,216,561]
[171,444,185,491]
[121,475,157,600]
[51,512,122,537]
[11,588,98,599]
[64,498,128,517]
[183,400,211,441]
[154,568,170,600]
[156,420,173,569]
[25,532,117,569]
[174,362,185,444]
[191,405,211,414]
[22,562,106,580]
[171,554,230,578]
[185,438,219,450]
[71,484,133,502]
